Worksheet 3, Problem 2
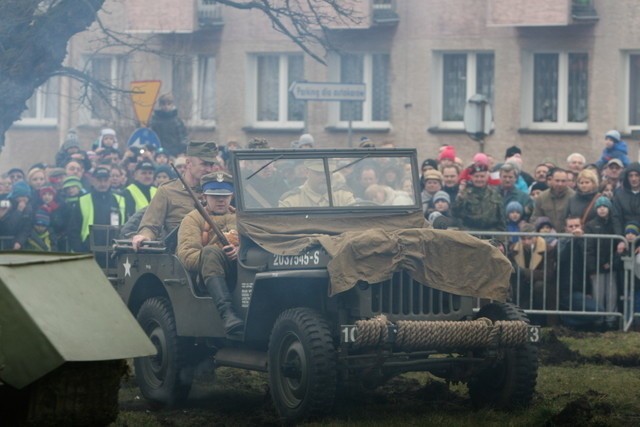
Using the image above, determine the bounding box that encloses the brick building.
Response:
[2,0,639,172]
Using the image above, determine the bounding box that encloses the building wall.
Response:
[2,0,639,173]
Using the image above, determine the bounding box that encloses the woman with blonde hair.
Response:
[567,168,600,224]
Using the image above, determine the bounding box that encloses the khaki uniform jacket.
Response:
[137,179,201,240]
[279,182,355,207]
[530,188,575,233]
[176,209,236,272]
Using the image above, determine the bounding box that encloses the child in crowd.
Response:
[506,201,524,245]
[93,128,119,152]
[617,221,640,329]
[535,216,558,249]
[39,186,64,246]
[24,210,54,251]
[595,130,629,169]
[584,196,618,328]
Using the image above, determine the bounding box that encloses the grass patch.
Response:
[113,332,640,426]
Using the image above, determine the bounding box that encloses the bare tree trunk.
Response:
[0,0,105,150]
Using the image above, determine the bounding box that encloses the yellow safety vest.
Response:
[126,183,157,212]
[79,193,125,242]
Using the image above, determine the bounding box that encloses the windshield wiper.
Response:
[246,155,284,180]
[332,155,370,174]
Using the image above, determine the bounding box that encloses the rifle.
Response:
[170,163,230,247]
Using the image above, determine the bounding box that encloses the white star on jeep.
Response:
[123,257,131,277]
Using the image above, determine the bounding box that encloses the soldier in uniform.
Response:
[131,141,218,250]
[279,160,355,207]
[451,162,505,231]
[176,172,243,337]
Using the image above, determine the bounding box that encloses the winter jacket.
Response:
[451,185,505,231]
[612,162,640,235]
[149,108,188,157]
[584,215,616,274]
[595,139,630,169]
[567,190,599,224]
[530,187,575,232]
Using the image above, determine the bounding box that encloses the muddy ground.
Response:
[114,327,640,426]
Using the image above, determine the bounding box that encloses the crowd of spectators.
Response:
[1,125,639,329]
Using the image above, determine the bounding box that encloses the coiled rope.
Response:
[353,315,529,350]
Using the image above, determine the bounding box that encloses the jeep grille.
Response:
[367,271,467,320]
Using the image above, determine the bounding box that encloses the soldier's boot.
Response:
[204,276,245,338]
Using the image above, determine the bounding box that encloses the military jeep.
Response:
[104,148,538,423]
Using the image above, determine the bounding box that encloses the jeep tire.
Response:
[134,297,192,405]
[268,308,337,423]
[468,302,538,409]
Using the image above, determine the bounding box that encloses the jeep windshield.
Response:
[232,149,421,214]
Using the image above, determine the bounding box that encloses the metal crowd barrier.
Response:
[471,231,638,332]
[1,229,639,331]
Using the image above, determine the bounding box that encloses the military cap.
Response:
[247,138,270,149]
[468,162,489,175]
[186,141,218,162]
[93,167,111,179]
[135,161,155,171]
[47,167,66,178]
[201,171,234,196]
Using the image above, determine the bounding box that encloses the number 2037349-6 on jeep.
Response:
[99,148,538,423]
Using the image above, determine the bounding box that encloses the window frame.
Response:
[246,53,305,130]
[625,51,640,133]
[327,52,391,130]
[169,54,217,127]
[521,51,589,131]
[431,51,495,130]
[18,77,60,127]
[79,55,129,125]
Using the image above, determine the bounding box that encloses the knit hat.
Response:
[520,223,535,233]
[359,136,375,148]
[595,196,612,210]
[424,169,443,182]
[438,146,456,162]
[625,222,640,236]
[428,211,443,223]
[605,130,621,142]
[34,210,50,227]
[432,190,450,204]
[7,167,25,178]
[39,186,57,197]
[530,182,549,193]
[298,133,315,148]
[421,159,438,170]
[505,145,522,159]
[155,164,176,179]
[506,201,524,215]
[62,176,82,190]
[535,216,554,232]
[9,181,31,199]
[472,153,489,166]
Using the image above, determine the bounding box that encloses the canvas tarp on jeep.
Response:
[237,211,511,300]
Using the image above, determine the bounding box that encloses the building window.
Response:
[20,77,59,125]
[247,53,304,128]
[628,54,640,128]
[523,52,588,130]
[433,52,494,128]
[329,53,390,128]
[87,56,128,121]
[173,55,216,124]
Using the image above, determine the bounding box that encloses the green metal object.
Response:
[0,252,156,389]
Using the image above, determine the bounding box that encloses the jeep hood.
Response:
[238,212,511,301]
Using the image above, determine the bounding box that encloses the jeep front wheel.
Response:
[468,302,538,409]
[134,297,192,405]
[268,308,337,423]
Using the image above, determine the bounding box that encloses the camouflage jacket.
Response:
[452,185,505,231]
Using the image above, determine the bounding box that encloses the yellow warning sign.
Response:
[130,80,162,126]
